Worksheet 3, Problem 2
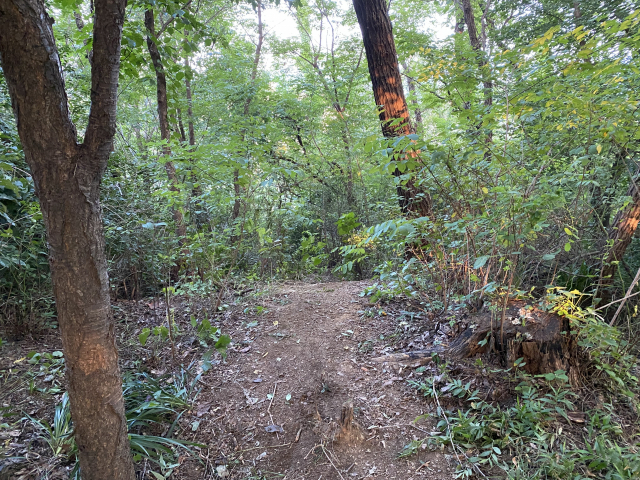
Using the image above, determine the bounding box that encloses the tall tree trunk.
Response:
[401,61,423,131]
[145,9,187,247]
[231,2,263,223]
[462,0,493,116]
[184,55,196,147]
[352,0,431,217]
[0,0,135,478]
[461,0,493,146]
[183,53,209,229]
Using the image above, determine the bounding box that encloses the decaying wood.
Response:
[373,301,579,383]
[334,399,364,443]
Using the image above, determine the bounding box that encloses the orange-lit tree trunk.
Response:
[145,9,187,248]
[599,176,640,294]
[352,0,431,217]
[0,0,135,477]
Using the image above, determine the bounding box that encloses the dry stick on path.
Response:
[321,444,346,480]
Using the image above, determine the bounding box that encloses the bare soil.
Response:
[174,281,454,479]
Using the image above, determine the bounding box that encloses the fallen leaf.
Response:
[265,424,284,434]
[196,403,211,417]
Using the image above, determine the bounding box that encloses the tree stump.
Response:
[334,400,364,443]
[449,300,578,382]
[373,300,579,384]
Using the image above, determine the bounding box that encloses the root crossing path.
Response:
[183,281,453,479]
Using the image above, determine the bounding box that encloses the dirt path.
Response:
[181,281,454,479]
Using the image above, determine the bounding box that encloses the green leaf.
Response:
[138,328,151,346]
[474,255,490,269]
[214,334,232,358]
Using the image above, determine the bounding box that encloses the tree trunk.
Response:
[599,175,640,294]
[373,300,579,385]
[461,0,493,145]
[401,61,423,131]
[0,0,135,478]
[184,55,196,147]
[145,9,187,247]
[183,54,209,229]
[352,0,431,217]
[231,2,263,224]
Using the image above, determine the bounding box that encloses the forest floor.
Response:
[168,280,455,479]
[2,281,462,479]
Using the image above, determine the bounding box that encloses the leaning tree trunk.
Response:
[352,0,431,217]
[145,9,187,247]
[0,0,135,478]
[599,175,640,296]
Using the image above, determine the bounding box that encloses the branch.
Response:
[156,0,193,38]
[0,0,78,157]
[84,0,128,154]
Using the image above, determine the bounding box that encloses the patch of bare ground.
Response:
[174,281,454,479]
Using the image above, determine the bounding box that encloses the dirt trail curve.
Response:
[184,281,454,479]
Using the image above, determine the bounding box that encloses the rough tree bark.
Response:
[373,300,579,385]
[145,9,187,247]
[352,0,431,217]
[0,0,135,478]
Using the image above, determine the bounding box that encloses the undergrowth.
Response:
[18,363,203,479]
[404,291,640,479]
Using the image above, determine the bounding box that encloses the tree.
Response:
[145,7,188,251]
[599,168,640,297]
[460,0,493,147]
[352,0,430,217]
[0,0,135,478]
[231,1,264,223]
